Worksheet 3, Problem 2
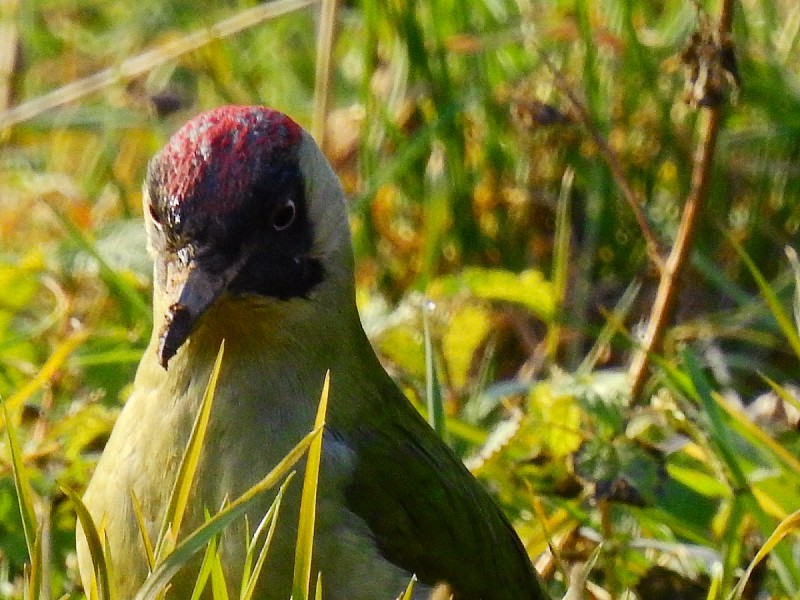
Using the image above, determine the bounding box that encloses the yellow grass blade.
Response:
[760,372,800,415]
[64,487,112,600]
[292,371,330,600]
[134,426,318,600]
[131,491,156,571]
[399,575,417,600]
[1,330,88,425]
[313,572,323,600]
[729,509,800,600]
[156,341,225,560]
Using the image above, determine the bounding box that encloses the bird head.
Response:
[143,106,353,369]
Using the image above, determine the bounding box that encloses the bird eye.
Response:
[272,199,296,231]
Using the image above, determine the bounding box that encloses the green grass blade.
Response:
[210,547,229,600]
[713,382,800,475]
[156,341,225,560]
[240,517,254,595]
[64,487,111,600]
[546,167,574,360]
[189,531,218,600]
[786,246,800,333]
[241,477,292,600]
[422,302,446,438]
[134,426,317,600]
[3,401,38,559]
[292,371,330,600]
[678,351,800,587]
[681,349,748,488]
[730,236,800,359]
[25,526,43,600]
[578,281,640,376]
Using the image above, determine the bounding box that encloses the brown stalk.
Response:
[628,0,737,402]
[311,0,340,151]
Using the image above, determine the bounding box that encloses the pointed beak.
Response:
[156,252,247,369]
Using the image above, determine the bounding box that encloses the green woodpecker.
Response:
[77,106,549,600]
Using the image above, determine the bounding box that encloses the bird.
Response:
[76,105,550,600]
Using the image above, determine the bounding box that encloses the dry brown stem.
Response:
[628,0,737,401]
[312,0,340,151]
[0,0,319,130]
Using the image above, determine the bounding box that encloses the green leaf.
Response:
[528,382,584,457]
[429,267,555,320]
[441,304,491,390]
[572,437,666,506]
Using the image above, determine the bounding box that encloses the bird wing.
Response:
[340,385,549,600]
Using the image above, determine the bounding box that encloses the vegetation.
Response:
[1,0,800,597]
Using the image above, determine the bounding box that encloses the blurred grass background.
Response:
[1,0,800,597]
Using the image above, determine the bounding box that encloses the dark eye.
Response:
[272,199,296,231]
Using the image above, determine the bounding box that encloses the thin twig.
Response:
[311,0,339,150]
[0,0,319,130]
[537,49,665,271]
[629,0,736,402]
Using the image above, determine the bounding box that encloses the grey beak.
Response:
[157,252,248,369]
